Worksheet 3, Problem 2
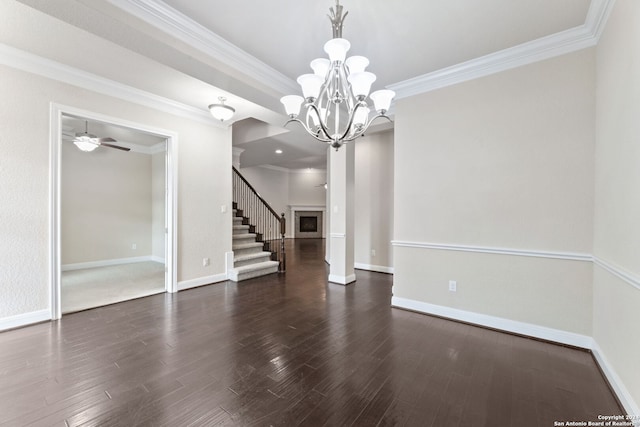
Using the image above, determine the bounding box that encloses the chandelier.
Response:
[280,0,395,150]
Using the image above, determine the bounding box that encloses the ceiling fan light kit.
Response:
[208,96,235,122]
[72,120,130,152]
[280,0,395,150]
[73,135,99,152]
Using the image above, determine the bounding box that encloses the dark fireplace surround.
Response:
[299,216,318,233]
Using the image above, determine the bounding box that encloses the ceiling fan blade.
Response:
[97,137,117,143]
[99,142,131,151]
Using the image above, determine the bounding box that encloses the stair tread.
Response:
[232,224,249,229]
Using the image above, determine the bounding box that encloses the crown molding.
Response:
[106,0,298,95]
[389,0,616,99]
[147,141,167,154]
[104,0,614,103]
[0,43,224,128]
[289,167,327,174]
[585,0,618,41]
[256,164,291,173]
[2,0,617,121]
[103,140,166,154]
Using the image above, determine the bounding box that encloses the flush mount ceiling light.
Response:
[280,0,395,150]
[275,149,283,154]
[208,96,235,122]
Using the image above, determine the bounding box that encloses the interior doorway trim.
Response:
[49,103,179,319]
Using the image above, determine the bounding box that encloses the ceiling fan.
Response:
[72,121,130,152]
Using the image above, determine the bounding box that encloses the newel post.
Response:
[279,213,286,273]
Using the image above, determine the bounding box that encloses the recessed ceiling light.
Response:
[275,149,283,154]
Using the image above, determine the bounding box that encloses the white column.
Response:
[325,151,331,264]
[328,143,355,285]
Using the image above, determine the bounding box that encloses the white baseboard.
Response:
[150,256,166,263]
[0,309,51,332]
[178,273,228,291]
[354,263,394,274]
[592,341,640,424]
[391,296,640,419]
[391,296,593,349]
[328,273,357,285]
[62,256,159,271]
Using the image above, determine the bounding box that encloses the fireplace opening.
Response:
[299,216,318,233]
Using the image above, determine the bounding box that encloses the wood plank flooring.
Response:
[0,239,623,426]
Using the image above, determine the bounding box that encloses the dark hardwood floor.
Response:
[0,239,622,426]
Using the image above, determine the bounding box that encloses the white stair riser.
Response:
[233,234,257,242]
[234,254,272,267]
[233,245,264,257]
[229,264,279,282]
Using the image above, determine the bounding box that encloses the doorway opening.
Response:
[50,104,178,318]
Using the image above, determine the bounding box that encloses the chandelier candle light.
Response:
[280,0,395,150]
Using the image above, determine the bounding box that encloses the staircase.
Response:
[228,208,279,282]
[230,167,286,282]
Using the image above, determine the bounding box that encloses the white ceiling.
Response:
[16,0,598,169]
[161,0,590,87]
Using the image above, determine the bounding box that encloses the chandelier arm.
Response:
[370,112,393,125]
[306,103,335,142]
[338,64,355,112]
[284,117,334,144]
[340,112,394,143]
[337,101,367,141]
[310,70,336,139]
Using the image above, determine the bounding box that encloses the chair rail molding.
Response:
[391,240,592,262]
[392,240,640,292]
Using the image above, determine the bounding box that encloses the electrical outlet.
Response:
[221,205,227,213]
[371,249,376,257]
[132,243,137,250]
[203,258,210,267]
[449,280,457,292]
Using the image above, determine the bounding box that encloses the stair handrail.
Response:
[232,166,286,273]
[233,166,280,219]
